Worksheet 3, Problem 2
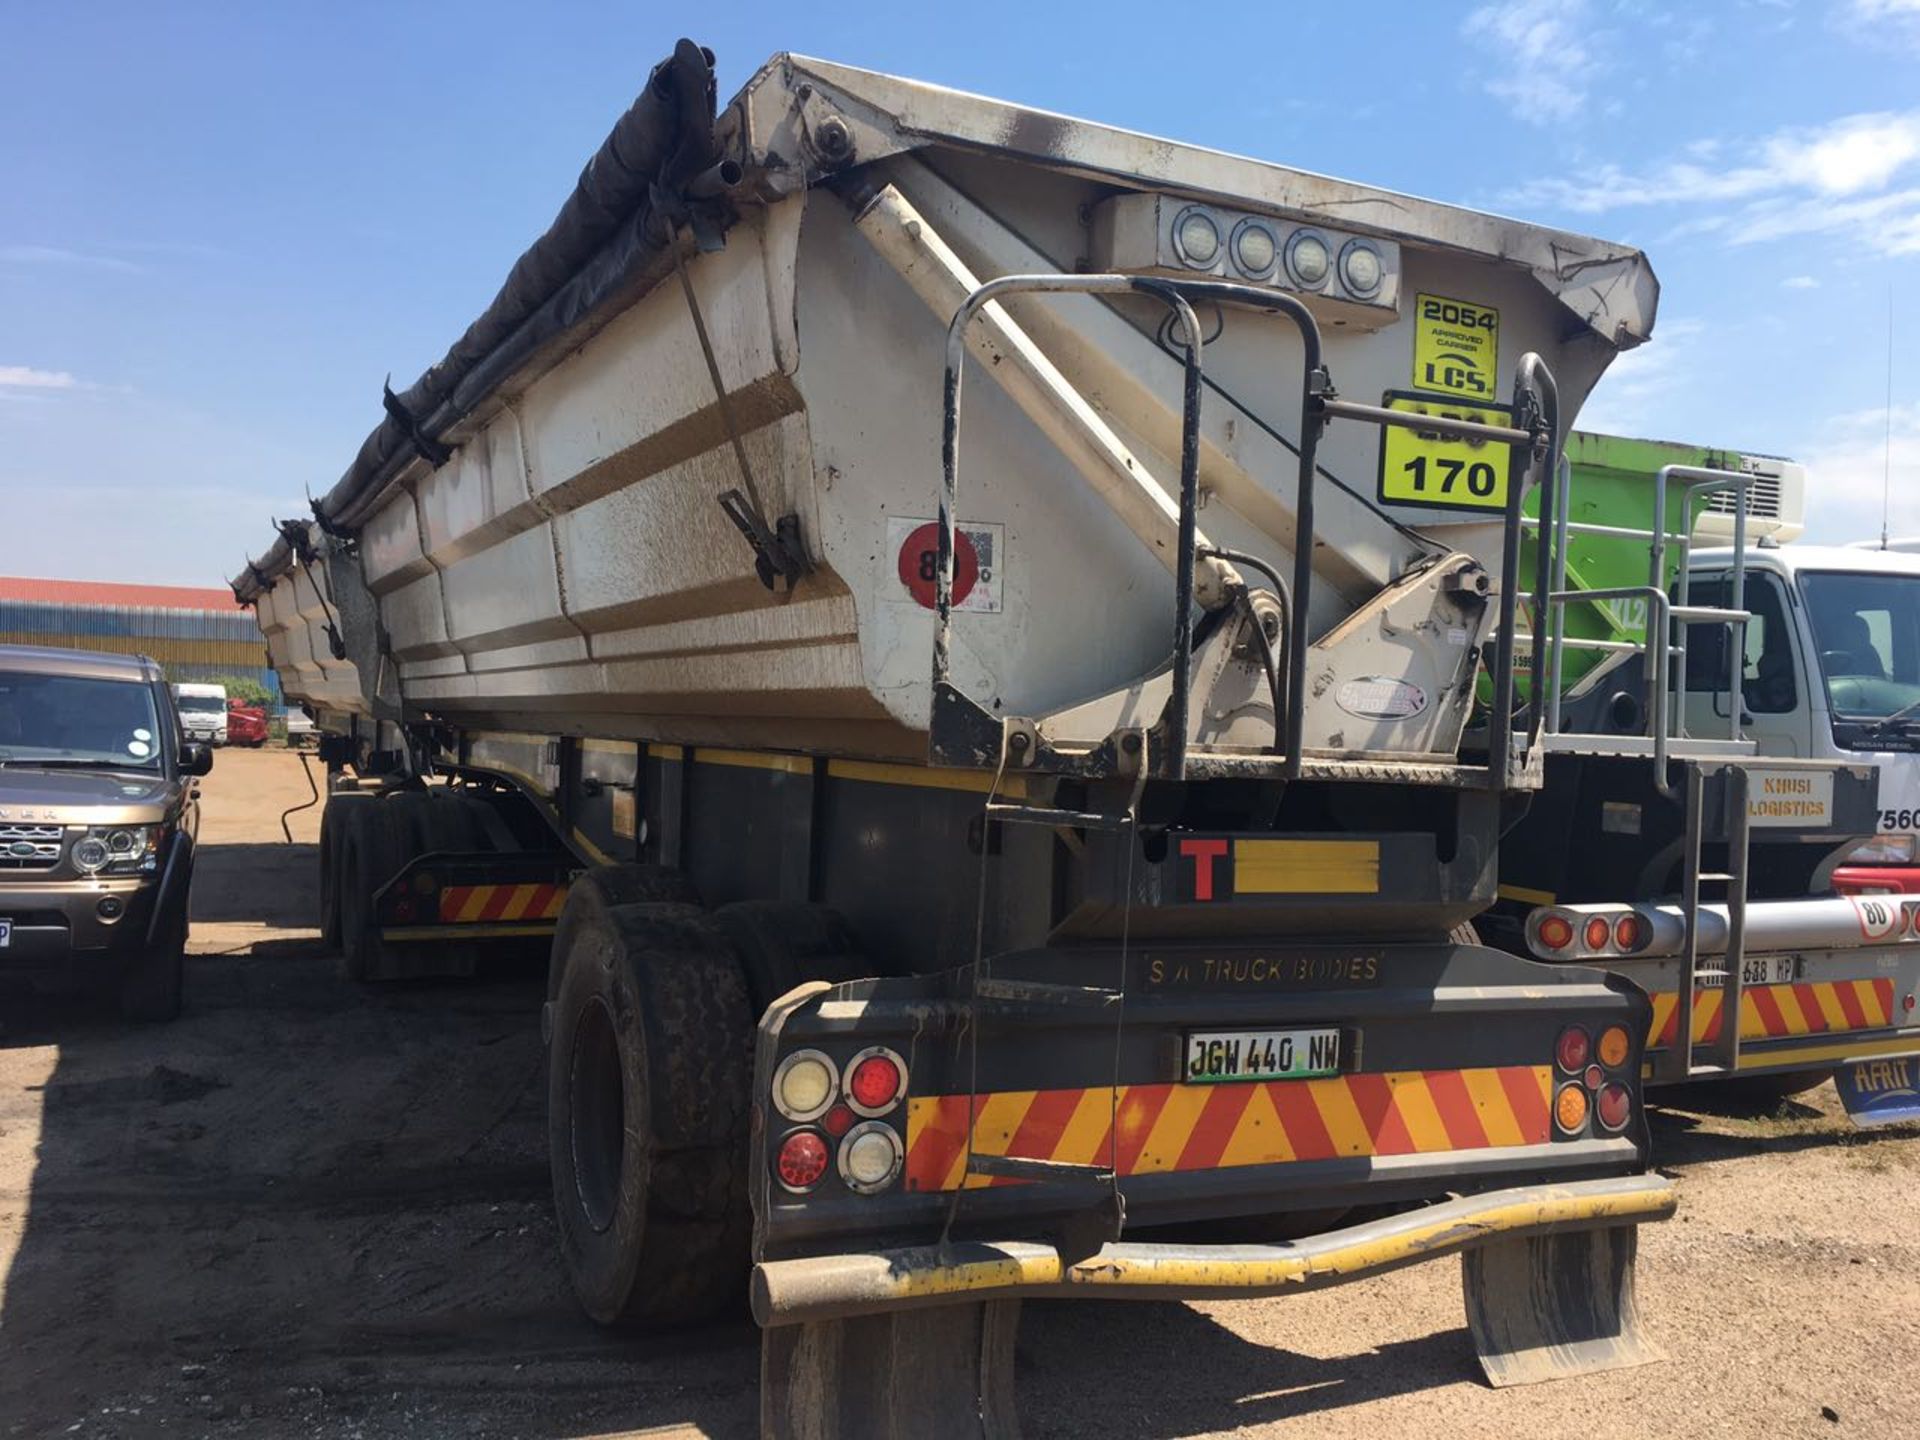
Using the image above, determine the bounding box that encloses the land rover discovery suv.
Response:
[0,644,211,1020]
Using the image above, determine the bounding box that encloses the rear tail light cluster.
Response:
[1529,905,1654,961]
[1552,1024,1635,1137]
[771,1047,907,1196]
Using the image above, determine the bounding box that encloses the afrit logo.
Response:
[1850,1057,1918,1101]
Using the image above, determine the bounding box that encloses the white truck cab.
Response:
[1683,544,1920,892]
[170,682,229,747]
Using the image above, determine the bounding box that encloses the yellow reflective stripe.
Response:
[694,748,812,775]
[1134,1085,1214,1174]
[1053,1087,1117,1168]
[1856,979,1891,1025]
[1496,883,1557,905]
[1218,1083,1292,1167]
[1462,1068,1527,1148]
[1307,1076,1371,1156]
[1814,983,1853,1031]
[826,757,1031,798]
[1738,1035,1920,1070]
[1234,839,1380,895]
[1388,1073,1452,1153]
[958,1091,1037,1190]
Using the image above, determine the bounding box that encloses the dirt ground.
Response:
[3,749,1918,1439]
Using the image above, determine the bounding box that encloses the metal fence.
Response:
[0,599,278,698]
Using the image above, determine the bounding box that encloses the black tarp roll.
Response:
[237,37,720,598]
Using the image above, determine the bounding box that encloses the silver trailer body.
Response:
[242,54,1653,766]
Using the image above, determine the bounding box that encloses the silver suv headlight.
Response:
[72,824,162,875]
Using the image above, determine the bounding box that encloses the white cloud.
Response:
[0,245,142,274]
[0,365,78,390]
[1797,402,1920,544]
[1782,275,1821,288]
[1845,0,1920,52]
[1502,110,1920,256]
[1462,1,1604,124]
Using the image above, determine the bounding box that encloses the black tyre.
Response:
[337,800,409,982]
[121,906,186,1023]
[546,864,703,1002]
[711,900,870,1014]
[547,901,753,1326]
[318,792,374,950]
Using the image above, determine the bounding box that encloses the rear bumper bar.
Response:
[752,1173,1676,1326]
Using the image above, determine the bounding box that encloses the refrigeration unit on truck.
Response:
[1483,432,1920,1121]
[235,41,1706,1434]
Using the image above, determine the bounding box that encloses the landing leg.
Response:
[760,1299,1022,1440]
[1463,1224,1661,1387]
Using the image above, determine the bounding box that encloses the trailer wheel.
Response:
[318,792,374,949]
[337,801,409,982]
[546,865,703,1002]
[711,901,870,1013]
[548,902,753,1326]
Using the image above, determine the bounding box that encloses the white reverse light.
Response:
[772,1049,837,1122]
[838,1121,905,1194]
[1231,220,1277,279]
[1174,208,1221,267]
[1340,239,1384,297]
[1285,229,1331,288]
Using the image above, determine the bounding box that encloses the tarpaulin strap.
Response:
[308,495,357,542]
[671,239,811,592]
[381,376,452,467]
[274,518,348,661]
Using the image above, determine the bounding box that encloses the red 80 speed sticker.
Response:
[888,517,1003,613]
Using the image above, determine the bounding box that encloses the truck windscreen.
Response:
[0,671,165,769]
[1800,571,1920,724]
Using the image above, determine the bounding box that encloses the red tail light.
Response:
[846,1048,907,1116]
[1596,1082,1632,1132]
[1537,914,1575,951]
[1613,914,1641,950]
[776,1130,829,1192]
[1583,916,1613,951]
[1555,1025,1591,1073]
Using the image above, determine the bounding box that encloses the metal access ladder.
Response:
[1520,457,1762,1081]
[1664,763,1753,1081]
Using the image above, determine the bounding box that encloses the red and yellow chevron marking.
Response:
[904,1066,1551,1193]
[437,883,567,925]
[1648,978,1894,1049]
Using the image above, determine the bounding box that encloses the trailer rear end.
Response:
[238,41,1678,1435]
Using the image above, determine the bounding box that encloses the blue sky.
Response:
[3,0,1918,585]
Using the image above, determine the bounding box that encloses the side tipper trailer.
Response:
[230,40,1794,1435]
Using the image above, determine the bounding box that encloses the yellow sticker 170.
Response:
[1376,392,1516,513]
[1413,293,1499,399]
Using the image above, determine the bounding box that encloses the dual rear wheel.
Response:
[545,874,865,1325]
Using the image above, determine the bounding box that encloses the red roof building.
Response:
[0,576,241,611]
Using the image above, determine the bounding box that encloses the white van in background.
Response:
[171,682,229,746]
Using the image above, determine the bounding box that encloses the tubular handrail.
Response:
[939,274,1206,779]
[1535,457,1758,780]
[1553,585,1749,796]
[938,273,1557,788]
